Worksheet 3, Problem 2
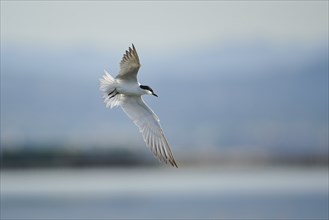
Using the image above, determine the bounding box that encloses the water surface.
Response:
[1,166,328,219]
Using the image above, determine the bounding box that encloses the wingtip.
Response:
[131,44,137,54]
[170,159,178,168]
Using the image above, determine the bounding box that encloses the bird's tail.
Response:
[99,70,121,108]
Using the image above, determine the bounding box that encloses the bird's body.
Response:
[99,44,177,167]
[116,82,146,96]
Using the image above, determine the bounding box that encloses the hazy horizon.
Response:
[1,1,328,158]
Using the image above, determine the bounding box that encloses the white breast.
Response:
[116,81,144,96]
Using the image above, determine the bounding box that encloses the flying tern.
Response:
[99,44,178,167]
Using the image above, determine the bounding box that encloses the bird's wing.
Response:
[116,44,141,82]
[120,96,178,167]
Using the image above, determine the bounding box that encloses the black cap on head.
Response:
[140,85,158,97]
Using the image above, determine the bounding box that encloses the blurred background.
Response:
[1,1,328,219]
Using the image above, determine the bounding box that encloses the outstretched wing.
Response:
[116,44,141,82]
[120,95,178,167]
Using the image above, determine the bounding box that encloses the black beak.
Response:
[153,93,158,97]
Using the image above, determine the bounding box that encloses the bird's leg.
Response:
[108,89,118,99]
[108,89,116,96]
[109,92,118,99]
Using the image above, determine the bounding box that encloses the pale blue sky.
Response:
[1,1,328,50]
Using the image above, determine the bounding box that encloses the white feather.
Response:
[99,44,178,167]
[120,96,177,167]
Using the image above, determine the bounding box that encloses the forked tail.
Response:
[99,70,122,108]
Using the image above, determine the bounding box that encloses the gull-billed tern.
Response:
[100,44,178,167]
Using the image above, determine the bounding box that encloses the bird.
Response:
[99,44,178,167]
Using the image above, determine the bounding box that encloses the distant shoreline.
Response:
[1,146,327,169]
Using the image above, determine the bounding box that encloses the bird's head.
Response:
[140,85,158,97]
